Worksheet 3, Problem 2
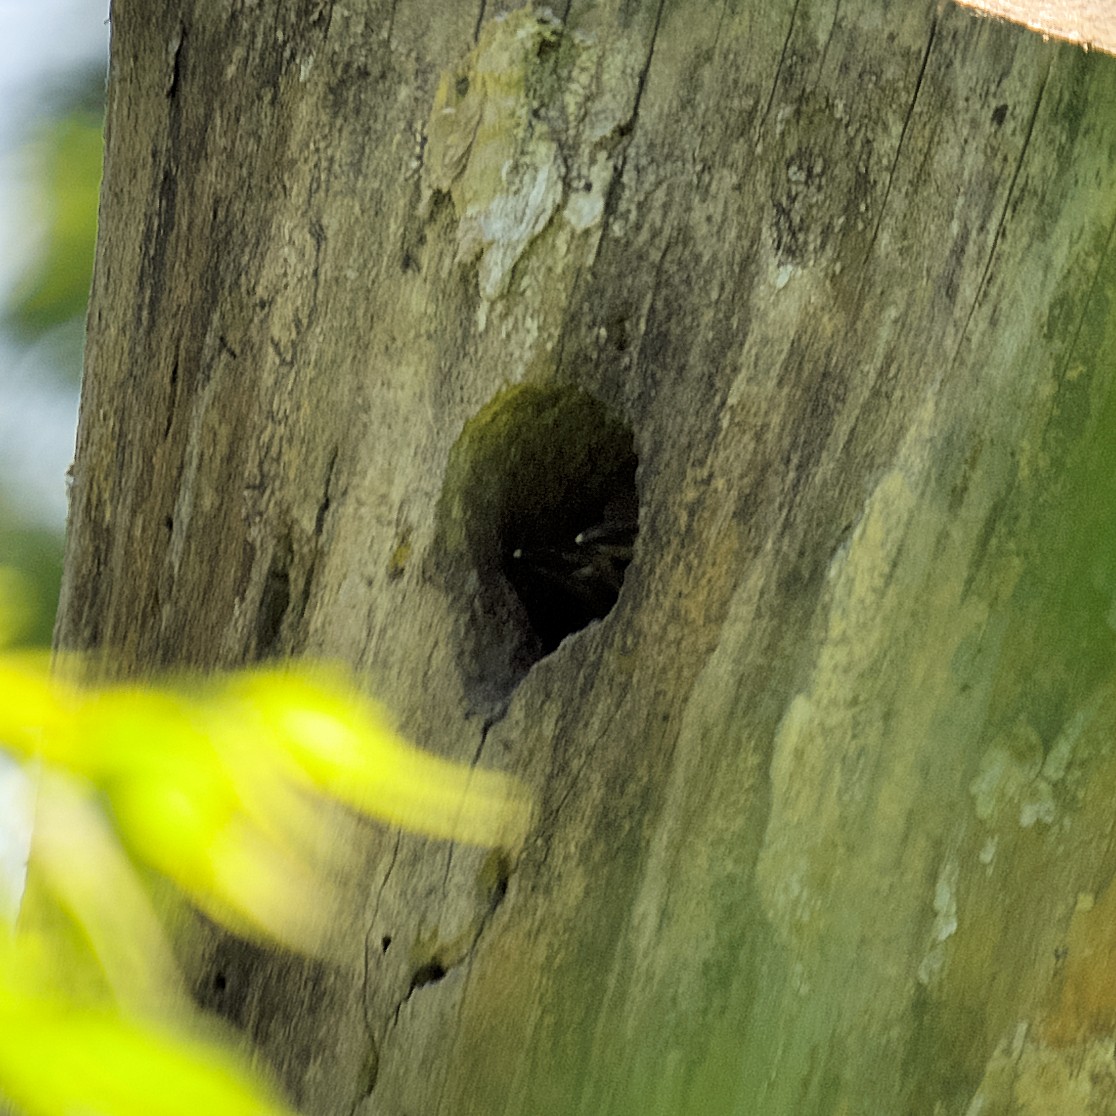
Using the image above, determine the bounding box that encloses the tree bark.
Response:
[58,0,1116,1112]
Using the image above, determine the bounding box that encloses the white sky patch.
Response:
[0,0,109,532]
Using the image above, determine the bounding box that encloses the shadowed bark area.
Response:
[56,0,1116,1112]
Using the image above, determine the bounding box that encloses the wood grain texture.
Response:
[58,0,1116,1112]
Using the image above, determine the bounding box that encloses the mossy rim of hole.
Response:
[435,383,639,706]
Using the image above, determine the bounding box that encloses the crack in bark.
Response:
[759,0,802,133]
[163,358,179,439]
[253,539,292,658]
[352,846,513,1109]
[686,0,738,177]
[166,24,185,100]
[710,0,731,56]
[136,24,186,335]
[856,14,939,300]
[816,0,842,82]
[629,0,667,134]
[387,850,511,1028]
[952,59,1052,369]
[352,836,401,1112]
[314,449,337,538]
[472,0,488,45]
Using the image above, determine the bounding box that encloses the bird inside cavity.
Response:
[505,495,638,653]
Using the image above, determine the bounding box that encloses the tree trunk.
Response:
[57,0,1116,1112]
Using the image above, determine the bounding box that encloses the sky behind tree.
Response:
[0,0,108,530]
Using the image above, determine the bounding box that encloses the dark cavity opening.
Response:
[410,961,447,990]
[434,384,638,712]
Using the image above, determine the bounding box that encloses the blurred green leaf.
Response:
[0,564,534,1115]
[0,521,62,648]
[1,598,534,957]
[0,934,298,1116]
[5,108,103,349]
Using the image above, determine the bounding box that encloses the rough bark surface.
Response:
[59,0,1116,1113]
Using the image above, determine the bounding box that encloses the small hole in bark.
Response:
[194,935,271,1027]
[480,848,511,912]
[435,384,638,710]
[254,540,292,659]
[381,935,393,953]
[536,34,559,62]
[410,961,447,989]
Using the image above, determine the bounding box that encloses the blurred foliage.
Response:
[0,511,63,648]
[6,662,534,951]
[4,92,103,363]
[0,569,533,1114]
[0,930,297,1116]
[0,65,106,653]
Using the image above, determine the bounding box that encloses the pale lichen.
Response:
[964,1025,1116,1115]
[421,6,639,322]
